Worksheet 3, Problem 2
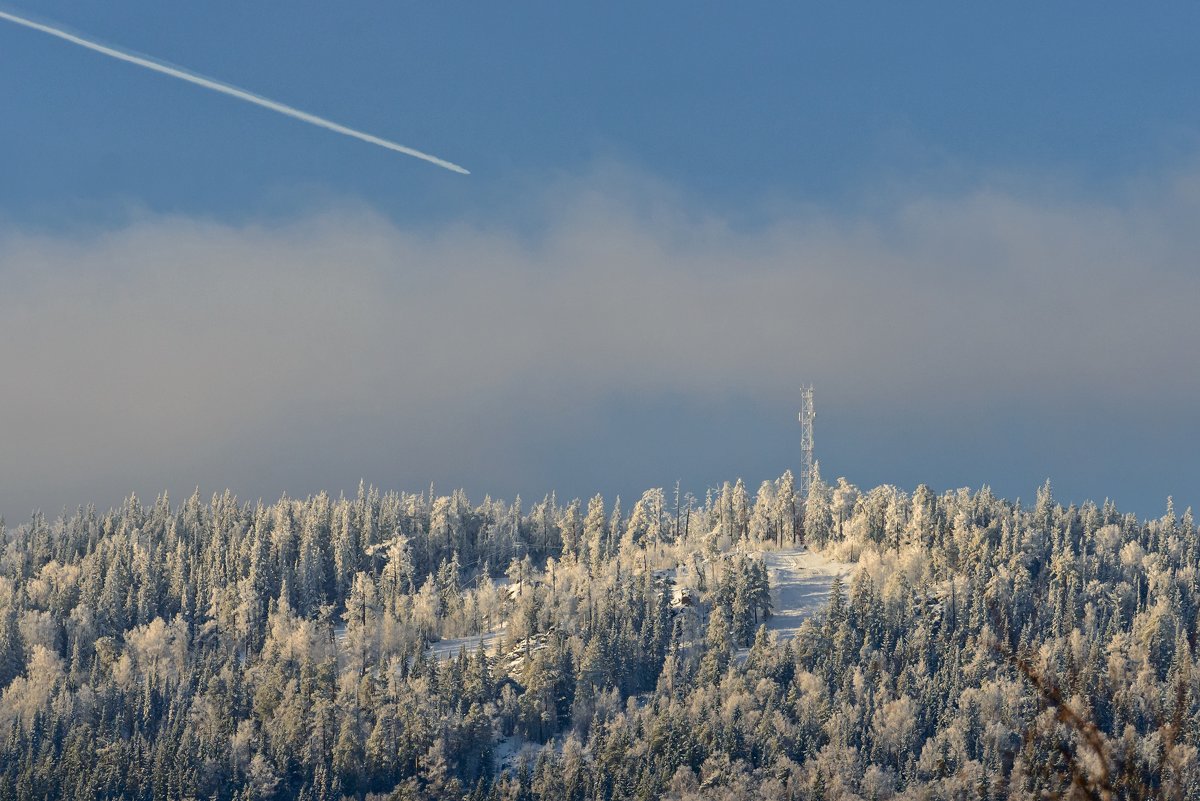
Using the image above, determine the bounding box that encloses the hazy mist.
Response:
[3,166,1199,522]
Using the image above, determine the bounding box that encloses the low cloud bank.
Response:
[2,167,1198,519]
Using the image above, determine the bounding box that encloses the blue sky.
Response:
[2,3,1199,521]
[5,3,1198,222]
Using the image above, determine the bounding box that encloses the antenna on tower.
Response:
[798,385,815,498]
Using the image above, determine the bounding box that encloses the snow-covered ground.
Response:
[760,546,855,639]
[493,734,543,774]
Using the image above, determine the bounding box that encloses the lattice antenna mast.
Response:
[798,385,815,498]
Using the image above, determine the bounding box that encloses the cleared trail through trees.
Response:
[761,546,854,639]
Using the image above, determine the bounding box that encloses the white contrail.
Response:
[0,8,470,174]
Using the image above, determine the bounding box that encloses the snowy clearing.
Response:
[760,546,855,639]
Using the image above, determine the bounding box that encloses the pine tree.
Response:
[699,608,733,684]
[804,463,833,547]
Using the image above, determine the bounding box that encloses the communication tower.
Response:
[798,386,815,498]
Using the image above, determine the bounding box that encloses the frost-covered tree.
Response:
[0,475,1194,799]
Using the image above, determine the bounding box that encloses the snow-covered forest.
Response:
[0,471,1197,800]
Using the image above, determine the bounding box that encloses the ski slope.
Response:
[760,546,855,638]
